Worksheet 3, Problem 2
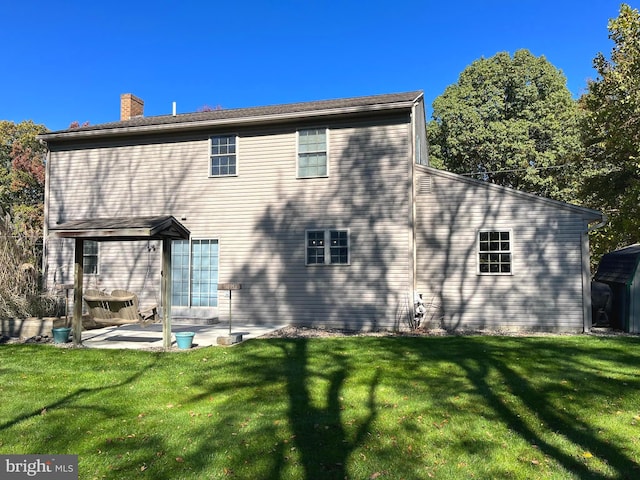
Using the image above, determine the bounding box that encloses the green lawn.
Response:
[0,335,639,479]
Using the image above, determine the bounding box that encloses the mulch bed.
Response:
[1,325,633,347]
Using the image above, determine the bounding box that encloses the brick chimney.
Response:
[120,93,144,121]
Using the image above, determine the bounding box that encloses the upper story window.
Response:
[306,229,349,265]
[210,135,237,176]
[478,230,512,275]
[298,128,327,178]
[83,240,99,275]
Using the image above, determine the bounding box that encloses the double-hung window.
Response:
[478,230,512,274]
[306,229,349,265]
[83,240,99,275]
[298,128,327,177]
[171,239,219,307]
[210,135,237,176]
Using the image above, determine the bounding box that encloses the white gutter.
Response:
[588,212,608,232]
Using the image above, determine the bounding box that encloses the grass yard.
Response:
[0,334,639,479]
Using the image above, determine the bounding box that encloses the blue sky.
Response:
[1,0,629,132]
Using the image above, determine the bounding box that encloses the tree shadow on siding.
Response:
[416,168,591,332]
[231,123,410,330]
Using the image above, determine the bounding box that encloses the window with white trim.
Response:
[306,229,349,265]
[478,230,512,274]
[171,239,219,306]
[210,135,237,176]
[83,240,99,275]
[298,128,327,177]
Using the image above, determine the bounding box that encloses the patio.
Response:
[77,322,288,350]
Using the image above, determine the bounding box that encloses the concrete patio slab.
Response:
[78,322,288,350]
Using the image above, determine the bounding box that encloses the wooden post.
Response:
[72,239,84,345]
[162,238,172,349]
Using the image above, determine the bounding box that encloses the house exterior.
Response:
[40,91,604,333]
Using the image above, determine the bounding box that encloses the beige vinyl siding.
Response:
[46,115,413,329]
[414,166,595,332]
[45,239,162,312]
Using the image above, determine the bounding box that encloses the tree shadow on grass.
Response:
[172,334,640,479]
[0,350,161,434]
[0,348,172,478]
[400,335,640,478]
[177,338,381,480]
[277,339,379,479]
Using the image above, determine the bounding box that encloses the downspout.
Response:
[410,101,418,301]
[410,93,426,296]
[582,212,609,332]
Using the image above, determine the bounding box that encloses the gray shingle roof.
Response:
[50,215,190,241]
[41,90,423,139]
[594,244,640,285]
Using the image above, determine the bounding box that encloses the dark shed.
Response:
[594,244,640,333]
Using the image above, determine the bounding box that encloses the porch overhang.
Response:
[50,215,190,242]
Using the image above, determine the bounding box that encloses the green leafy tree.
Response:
[580,4,640,257]
[0,120,47,234]
[427,49,583,202]
[0,120,46,168]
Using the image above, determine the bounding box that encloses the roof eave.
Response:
[51,228,154,240]
[38,100,419,142]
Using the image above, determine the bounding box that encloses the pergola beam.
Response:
[50,216,189,350]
